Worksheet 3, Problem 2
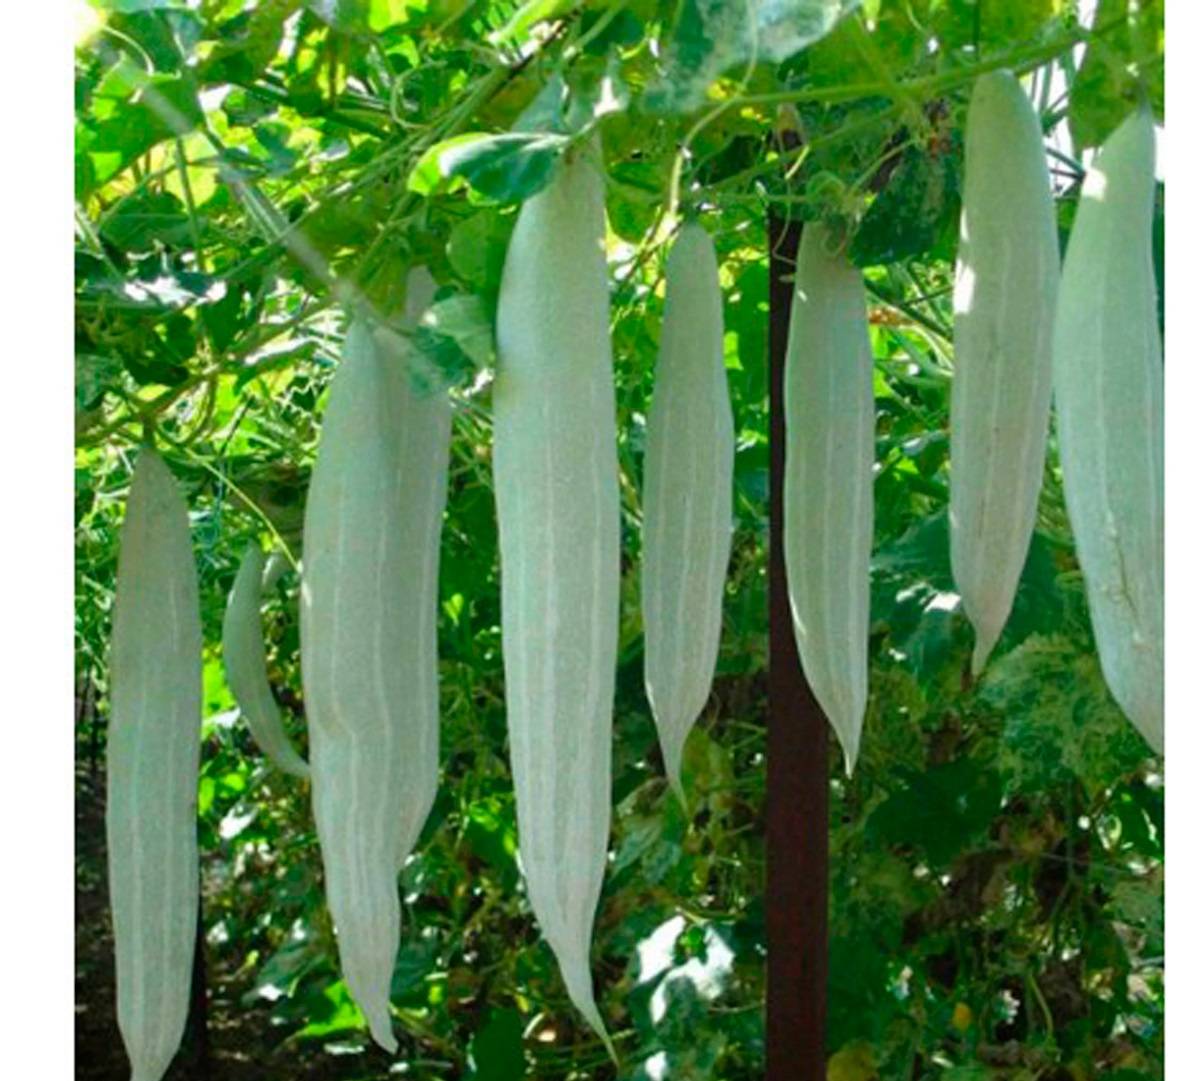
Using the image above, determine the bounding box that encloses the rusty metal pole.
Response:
[766,211,829,1080]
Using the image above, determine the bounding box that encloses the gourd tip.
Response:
[367,1013,399,1054]
[667,772,690,816]
[588,1009,620,1068]
[838,730,860,778]
[601,1027,621,1068]
[565,972,616,1065]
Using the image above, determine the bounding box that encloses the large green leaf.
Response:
[646,0,862,113]
[78,74,203,193]
[408,131,570,202]
[866,757,1003,866]
[465,1008,527,1080]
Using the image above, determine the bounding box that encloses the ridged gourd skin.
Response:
[642,221,734,802]
[223,542,310,779]
[783,223,875,775]
[493,146,619,1048]
[300,267,452,1052]
[106,448,202,1081]
[1053,108,1163,752]
[951,70,1061,675]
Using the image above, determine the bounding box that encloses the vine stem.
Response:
[180,449,300,571]
[667,0,760,219]
[738,23,1100,109]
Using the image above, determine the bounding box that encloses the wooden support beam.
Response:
[766,211,829,1080]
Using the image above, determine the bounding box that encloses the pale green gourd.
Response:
[222,542,310,779]
[1053,107,1163,752]
[951,69,1060,675]
[106,448,202,1081]
[493,145,618,1050]
[300,267,451,1051]
[642,221,734,802]
[783,223,875,775]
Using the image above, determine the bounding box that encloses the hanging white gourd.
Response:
[223,541,310,779]
[1053,107,1164,752]
[492,142,619,1049]
[300,266,452,1050]
[642,221,735,802]
[107,447,203,1081]
[950,69,1060,674]
[783,223,876,774]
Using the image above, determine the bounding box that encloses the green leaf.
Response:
[466,1008,527,1080]
[462,794,519,888]
[294,980,368,1041]
[447,210,513,294]
[76,353,125,411]
[99,190,191,251]
[390,937,442,1005]
[646,0,862,113]
[866,757,1002,866]
[369,0,425,32]
[979,635,1153,798]
[303,0,371,34]
[1068,0,1164,149]
[512,73,569,134]
[246,939,323,1003]
[223,87,279,127]
[403,292,495,389]
[408,131,569,202]
[850,134,962,267]
[81,74,203,191]
[422,294,495,367]
[491,0,574,44]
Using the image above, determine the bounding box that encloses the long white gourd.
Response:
[642,221,734,802]
[951,70,1060,675]
[106,447,202,1081]
[300,267,451,1051]
[783,223,875,775]
[493,145,619,1048]
[1053,108,1163,752]
[223,542,310,779]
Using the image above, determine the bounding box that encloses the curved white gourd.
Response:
[783,223,875,775]
[223,542,310,779]
[106,447,202,1081]
[493,145,619,1049]
[300,267,451,1051]
[642,221,734,803]
[951,69,1060,675]
[1053,107,1163,752]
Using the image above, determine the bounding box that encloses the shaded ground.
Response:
[74,757,415,1081]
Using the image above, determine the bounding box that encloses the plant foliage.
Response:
[75,0,1165,1077]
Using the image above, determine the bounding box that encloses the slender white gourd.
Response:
[300,267,451,1051]
[783,223,875,775]
[1053,107,1163,752]
[106,447,202,1081]
[642,221,734,802]
[222,542,310,779]
[493,145,619,1048]
[951,69,1061,675]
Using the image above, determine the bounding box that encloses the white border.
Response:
[0,1,78,1076]
[1164,0,1194,1072]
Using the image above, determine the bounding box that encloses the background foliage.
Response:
[74,0,1165,1078]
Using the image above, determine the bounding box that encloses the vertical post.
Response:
[766,212,829,1079]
